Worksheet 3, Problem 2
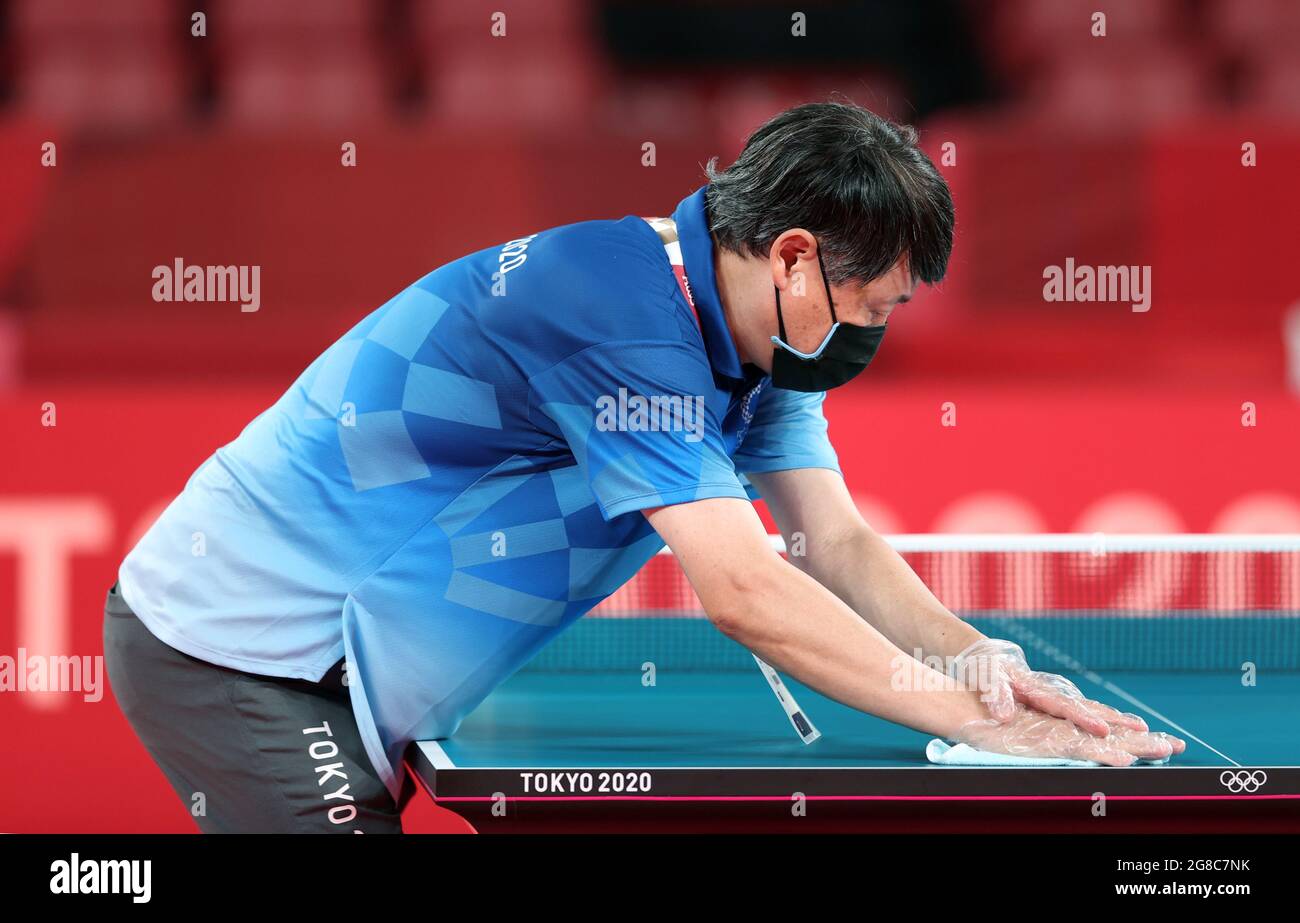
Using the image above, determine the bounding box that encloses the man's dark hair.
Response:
[704,101,954,287]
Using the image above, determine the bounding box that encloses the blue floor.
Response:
[441,669,1300,769]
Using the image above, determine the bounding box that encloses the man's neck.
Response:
[713,244,766,368]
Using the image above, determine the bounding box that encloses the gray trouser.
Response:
[103,584,408,833]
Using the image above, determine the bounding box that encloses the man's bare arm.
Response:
[644,494,1178,764]
[644,497,987,739]
[748,467,982,663]
[746,468,1179,752]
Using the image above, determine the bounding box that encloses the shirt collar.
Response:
[672,187,746,383]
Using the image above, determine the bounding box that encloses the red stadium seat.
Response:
[1206,0,1300,55]
[202,0,388,126]
[408,0,602,127]
[219,45,392,126]
[410,0,589,43]
[12,0,173,38]
[421,44,601,127]
[1239,56,1300,117]
[11,0,186,129]
[987,0,1185,75]
[1026,47,1218,127]
[216,0,373,40]
[16,45,189,129]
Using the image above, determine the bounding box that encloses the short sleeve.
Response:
[732,386,841,478]
[530,341,750,520]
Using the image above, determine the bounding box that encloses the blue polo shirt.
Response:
[118,187,841,797]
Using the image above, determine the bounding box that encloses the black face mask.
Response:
[769,249,886,392]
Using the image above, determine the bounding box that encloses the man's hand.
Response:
[949,638,1185,754]
[954,705,1183,766]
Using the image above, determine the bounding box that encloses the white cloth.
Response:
[926,738,1170,767]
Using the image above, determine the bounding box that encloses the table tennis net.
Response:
[524,535,1300,673]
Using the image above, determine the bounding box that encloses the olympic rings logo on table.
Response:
[1219,770,1268,792]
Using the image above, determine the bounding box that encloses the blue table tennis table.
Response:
[408,664,1300,833]
[408,536,1300,831]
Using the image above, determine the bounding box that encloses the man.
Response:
[105,102,1183,834]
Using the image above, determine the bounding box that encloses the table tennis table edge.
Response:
[406,741,1300,804]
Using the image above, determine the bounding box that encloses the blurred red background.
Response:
[1,0,1297,831]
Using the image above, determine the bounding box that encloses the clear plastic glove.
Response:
[950,638,1150,737]
[954,705,1184,766]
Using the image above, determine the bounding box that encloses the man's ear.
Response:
[771,229,815,288]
